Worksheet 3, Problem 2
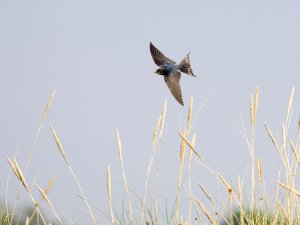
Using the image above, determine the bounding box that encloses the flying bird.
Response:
[149,42,196,106]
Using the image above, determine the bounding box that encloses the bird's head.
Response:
[155,68,164,76]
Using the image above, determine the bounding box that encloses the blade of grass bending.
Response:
[178,132,204,161]
[35,184,63,224]
[7,157,47,224]
[50,126,97,225]
[278,182,300,196]
[195,197,217,225]
[140,100,167,225]
[24,90,56,173]
[116,129,133,222]
[107,165,115,225]
[28,175,58,224]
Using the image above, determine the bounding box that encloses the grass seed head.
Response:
[50,126,70,165]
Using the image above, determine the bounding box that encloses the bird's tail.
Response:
[178,53,196,77]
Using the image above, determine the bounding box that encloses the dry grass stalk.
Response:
[278,182,300,196]
[237,176,244,225]
[281,125,291,175]
[240,88,259,213]
[264,123,280,152]
[140,101,167,225]
[42,89,56,122]
[152,115,162,147]
[115,129,133,221]
[35,184,63,225]
[179,215,186,225]
[187,96,193,132]
[116,129,123,161]
[254,85,259,122]
[290,139,300,164]
[159,99,167,137]
[217,173,232,194]
[198,183,215,206]
[217,173,233,222]
[282,123,287,147]
[176,128,187,223]
[44,174,57,195]
[178,131,204,160]
[188,134,196,225]
[285,87,294,127]
[7,158,49,224]
[257,157,263,186]
[25,217,29,225]
[35,184,54,210]
[219,173,234,223]
[250,94,254,124]
[50,126,97,225]
[50,126,70,165]
[178,98,194,225]
[177,99,194,224]
[7,157,30,193]
[249,86,259,213]
[24,90,56,173]
[277,200,289,223]
[195,197,217,225]
[179,128,187,166]
[28,175,58,225]
[189,134,196,161]
[70,178,96,225]
[107,165,115,225]
[273,170,281,223]
[250,86,259,125]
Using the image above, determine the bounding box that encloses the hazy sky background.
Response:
[0,0,299,224]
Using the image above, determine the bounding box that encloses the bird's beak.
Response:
[155,70,162,75]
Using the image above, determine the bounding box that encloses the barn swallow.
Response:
[150,42,196,106]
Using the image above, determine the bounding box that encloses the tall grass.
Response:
[2,86,300,225]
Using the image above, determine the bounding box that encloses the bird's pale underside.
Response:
[149,42,196,106]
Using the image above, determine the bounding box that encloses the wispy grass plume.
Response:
[50,125,97,225]
[107,165,115,225]
[115,129,133,222]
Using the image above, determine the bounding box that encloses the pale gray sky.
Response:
[0,0,299,224]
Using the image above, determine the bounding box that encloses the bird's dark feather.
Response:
[150,42,176,66]
[178,53,196,77]
[164,71,184,106]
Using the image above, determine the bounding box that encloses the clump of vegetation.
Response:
[1,203,54,225]
[2,87,300,224]
[220,208,290,225]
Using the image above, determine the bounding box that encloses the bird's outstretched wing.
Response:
[150,42,176,66]
[164,71,184,106]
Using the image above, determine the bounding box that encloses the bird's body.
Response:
[149,42,196,106]
[156,64,177,76]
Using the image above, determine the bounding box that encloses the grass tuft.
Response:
[3,87,300,225]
